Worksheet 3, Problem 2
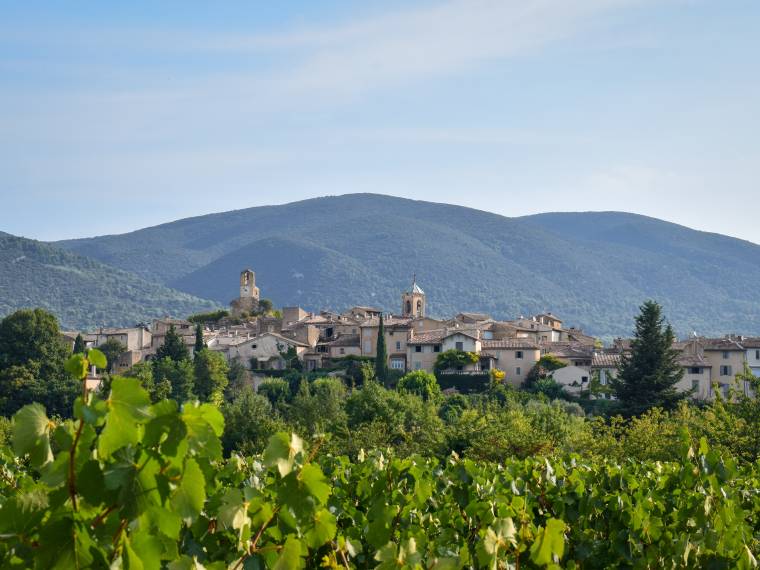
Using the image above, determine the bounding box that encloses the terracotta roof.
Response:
[482,339,539,349]
[678,354,712,368]
[740,338,760,348]
[543,342,593,359]
[408,330,445,344]
[325,334,361,347]
[591,353,622,368]
[701,338,744,351]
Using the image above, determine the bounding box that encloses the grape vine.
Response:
[0,350,759,568]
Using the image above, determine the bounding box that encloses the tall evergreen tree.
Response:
[156,324,189,362]
[194,323,206,357]
[375,313,388,386]
[612,300,685,416]
[72,333,86,354]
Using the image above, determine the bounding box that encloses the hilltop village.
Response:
[66,269,760,400]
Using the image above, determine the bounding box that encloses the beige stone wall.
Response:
[491,348,540,386]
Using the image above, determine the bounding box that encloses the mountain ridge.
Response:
[0,233,220,330]
[49,194,760,338]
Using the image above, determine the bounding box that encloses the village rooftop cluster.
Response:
[65,269,760,399]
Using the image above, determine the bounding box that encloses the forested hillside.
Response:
[56,194,760,337]
[0,233,219,329]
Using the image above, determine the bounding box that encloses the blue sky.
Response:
[1,0,758,242]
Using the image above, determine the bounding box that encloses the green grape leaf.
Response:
[98,377,152,458]
[172,458,206,525]
[182,403,224,461]
[530,518,566,566]
[125,532,163,570]
[13,403,53,468]
[87,348,107,370]
[217,488,250,531]
[299,463,331,504]
[273,535,303,570]
[64,353,88,379]
[263,432,304,477]
[304,508,336,549]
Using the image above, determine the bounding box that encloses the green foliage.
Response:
[525,355,567,390]
[0,233,219,330]
[97,337,127,372]
[397,370,441,402]
[258,377,291,408]
[613,300,685,416]
[0,308,80,417]
[3,382,760,569]
[222,387,285,455]
[72,333,86,354]
[193,349,229,404]
[153,357,195,403]
[375,314,388,386]
[434,349,480,372]
[124,361,171,402]
[187,309,229,324]
[225,357,250,401]
[193,323,205,355]
[156,324,189,362]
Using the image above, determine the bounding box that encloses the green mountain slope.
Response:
[56,194,760,338]
[0,233,220,329]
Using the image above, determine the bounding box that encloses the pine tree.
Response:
[156,324,189,362]
[72,333,86,354]
[375,313,388,386]
[612,300,685,416]
[194,323,206,357]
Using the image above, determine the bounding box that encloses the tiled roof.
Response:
[701,338,744,351]
[482,339,540,349]
[678,354,712,368]
[591,353,622,368]
[408,330,445,344]
[325,334,361,347]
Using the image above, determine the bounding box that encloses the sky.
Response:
[1,0,758,242]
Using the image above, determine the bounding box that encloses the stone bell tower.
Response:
[401,275,426,318]
[231,268,260,316]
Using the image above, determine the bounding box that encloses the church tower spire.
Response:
[401,275,426,318]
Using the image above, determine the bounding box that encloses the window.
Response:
[720,365,733,377]
[252,344,257,349]
[690,367,701,374]
[415,346,422,353]
[326,327,334,338]
[363,341,371,353]
[721,384,729,398]
[691,379,699,392]
[396,341,401,350]
[414,362,423,370]
[581,376,589,383]
[455,341,464,351]
[516,351,523,359]
[339,348,345,355]
[434,345,441,353]
[723,351,729,359]
[756,350,760,360]
[516,367,521,375]
[390,359,405,370]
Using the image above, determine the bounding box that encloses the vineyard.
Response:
[1,351,760,568]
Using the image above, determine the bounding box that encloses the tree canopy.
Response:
[612,300,685,416]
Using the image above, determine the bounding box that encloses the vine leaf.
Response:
[529,518,566,567]
[98,377,152,458]
[13,403,53,468]
[172,458,206,525]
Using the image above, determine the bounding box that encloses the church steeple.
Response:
[401,274,426,318]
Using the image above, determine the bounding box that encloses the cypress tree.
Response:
[194,323,206,357]
[73,333,86,354]
[612,300,685,416]
[375,313,388,386]
[156,324,189,362]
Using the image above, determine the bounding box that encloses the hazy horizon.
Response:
[2,1,758,243]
